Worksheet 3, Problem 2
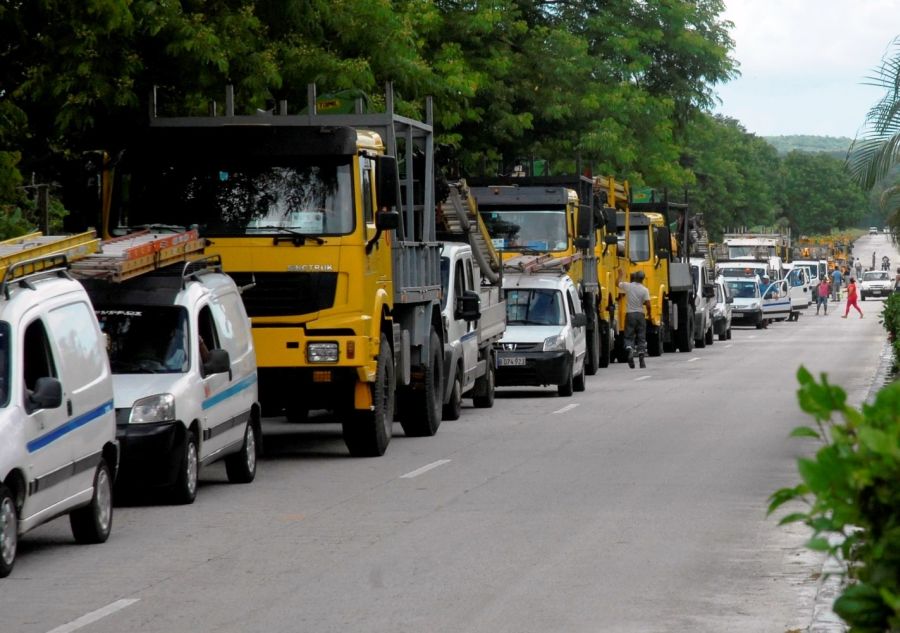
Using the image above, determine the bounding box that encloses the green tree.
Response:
[778,151,869,235]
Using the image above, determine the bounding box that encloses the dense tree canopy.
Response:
[0,1,871,238]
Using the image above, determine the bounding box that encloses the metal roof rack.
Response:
[1,254,72,299]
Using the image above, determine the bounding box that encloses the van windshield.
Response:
[726,280,759,299]
[504,288,565,326]
[96,307,190,374]
[0,322,8,407]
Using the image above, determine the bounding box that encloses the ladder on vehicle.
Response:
[502,252,582,275]
[69,229,205,281]
[0,231,101,280]
[440,181,501,283]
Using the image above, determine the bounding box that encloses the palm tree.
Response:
[847,37,900,236]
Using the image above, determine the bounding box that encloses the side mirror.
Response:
[603,207,618,233]
[702,284,716,299]
[456,290,481,322]
[27,377,63,412]
[656,226,671,258]
[203,348,231,377]
[726,296,734,304]
[604,233,618,246]
[573,236,591,250]
[571,313,587,328]
[376,210,399,231]
[375,155,399,210]
[576,205,593,238]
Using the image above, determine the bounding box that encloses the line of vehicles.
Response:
[0,85,874,577]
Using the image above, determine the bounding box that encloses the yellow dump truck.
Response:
[89,84,444,457]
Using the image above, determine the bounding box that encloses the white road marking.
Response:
[725,344,733,348]
[46,599,139,633]
[553,403,580,415]
[634,375,651,381]
[400,459,451,479]
[687,357,700,363]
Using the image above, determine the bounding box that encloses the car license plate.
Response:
[498,356,526,367]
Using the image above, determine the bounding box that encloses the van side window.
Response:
[210,293,250,358]
[566,288,580,317]
[23,319,57,395]
[46,302,107,392]
[197,306,220,367]
[454,259,466,297]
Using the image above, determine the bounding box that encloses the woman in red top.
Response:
[842,277,863,318]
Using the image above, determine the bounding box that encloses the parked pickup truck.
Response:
[440,243,506,419]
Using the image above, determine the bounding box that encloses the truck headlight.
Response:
[543,334,566,351]
[130,394,176,424]
[307,342,339,363]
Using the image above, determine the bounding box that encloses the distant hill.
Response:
[764,135,853,159]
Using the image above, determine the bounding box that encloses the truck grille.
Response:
[229,272,338,317]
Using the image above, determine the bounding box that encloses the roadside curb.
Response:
[806,336,895,632]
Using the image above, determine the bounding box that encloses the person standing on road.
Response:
[815,276,830,315]
[617,267,652,369]
[854,259,862,279]
[872,250,877,270]
[842,277,863,319]
[831,266,842,302]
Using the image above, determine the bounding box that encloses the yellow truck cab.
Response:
[89,85,443,457]
[471,176,617,375]
[615,202,694,357]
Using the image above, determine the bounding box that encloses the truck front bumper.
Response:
[495,350,571,387]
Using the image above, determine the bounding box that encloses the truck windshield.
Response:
[725,280,759,299]
[96,307,190,374]
[0,322,8,408]
[116,156,354,236]
[728,245,776,258]
[482,209,568,252]
[504,288,565,326]
[617,227,651,261]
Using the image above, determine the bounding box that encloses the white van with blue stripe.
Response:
[83,257,259,504]
[0,255,118,578]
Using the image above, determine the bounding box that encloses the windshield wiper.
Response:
[253,226,326,246]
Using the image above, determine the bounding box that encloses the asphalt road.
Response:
[2,233,897,633]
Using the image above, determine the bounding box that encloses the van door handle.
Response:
[67,400,73,416]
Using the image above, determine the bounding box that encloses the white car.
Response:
[712,278,733,341]
[495,273,587,396]
[724,276,766,329]
[1,256,118,577]
[860,270,894,300]
[869,226,879,235]
[83,259,259,504]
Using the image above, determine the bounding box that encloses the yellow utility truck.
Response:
[91,85,444,457]
[616,194,694,356]
[470,176,618,375]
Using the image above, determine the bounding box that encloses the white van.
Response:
[0,255,118,577]
[495,272,587,396]
[82,258,259,504]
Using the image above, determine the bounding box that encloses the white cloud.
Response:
[714,0,900,136]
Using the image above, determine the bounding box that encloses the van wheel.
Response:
[0,484,17,578]
[558,361,574,397]
[726,327,732,340]
[573,365,586,392]
[585,325,600,375]
[442,371,462,421]
[172,432,199,504]
[705,326,714,345]
[70,460,113,544]
[718,328,728,341]
[344,333,394,457]
[473,361,495,409]
[225,420,258,483]
[400,329,443,437]
[647,325,662,357]
[755,313,765,329]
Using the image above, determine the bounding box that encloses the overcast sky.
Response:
[714,0,900,139]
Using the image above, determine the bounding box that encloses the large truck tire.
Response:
[647,324,662,357]
[676,298,694,353]
[400,329,443,437]
[598,320,611,368]
[344,334,395,457]
[442,367,463,421]
[585,326,600,376]
[472,357,495,409]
